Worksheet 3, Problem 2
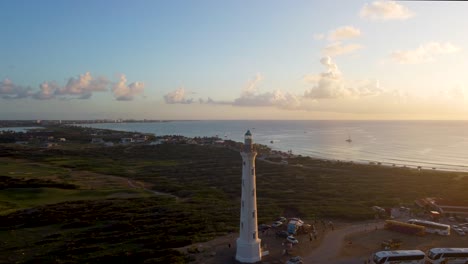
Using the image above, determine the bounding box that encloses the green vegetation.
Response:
[0,160,69,180]
[0,187,149,215]
[0,125,467,262]
[0,197,222,263]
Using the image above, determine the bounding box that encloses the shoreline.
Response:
[337,159,468,173]
[76,121,468,173]
[73,123,468,174]
[4,122,468,173]
[261,147,467,173]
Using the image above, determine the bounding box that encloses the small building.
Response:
[432,198,468,217]
[415,197,468,218]
[120,138,134,144]
[187,139,198,145]
[150,139,166,145]
[41,142,57,148]
[91,138,105,144]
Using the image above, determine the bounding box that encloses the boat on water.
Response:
[346,133,352,143]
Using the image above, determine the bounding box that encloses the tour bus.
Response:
[371,250,426,264]
[385,220,425,236]
[426,248,468,264]
[407,219,451,236]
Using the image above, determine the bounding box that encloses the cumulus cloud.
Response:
[348,79,383,97]
[0,79,32,99]
[360,0,414,21]
[55,72,109,98]
[322,42,362,57]
[315,26,362,56]
[33,82,59,100]
[231,74,301,109]
[303,57,339,87]
[234,89,301,109]
[304,56,382,99]
[232,73,298,107]
[390,42,460,64]
[198,74,301,109]
[242,73,264,97]
[111,74,145,101]
[0,79,16,94]
[1,72,144,101]
[164,87,194,104]
[328,26,361,41]
[198,97,232,105]
[320,56,341,76]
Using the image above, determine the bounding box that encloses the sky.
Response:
[1,0,468,120]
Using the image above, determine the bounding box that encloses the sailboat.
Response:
[345,132,352,143]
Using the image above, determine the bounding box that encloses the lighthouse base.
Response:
[235,238,262,263]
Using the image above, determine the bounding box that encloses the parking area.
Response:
[257,216,339,263]
[179,213,468,263]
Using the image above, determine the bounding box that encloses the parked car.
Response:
[272,221,283,228]
[276,217,287,222]
[258,224,271,231]
[453,227,465,236]
[287,235,299,244]
[286,256,303,264]
[276,230,288,238]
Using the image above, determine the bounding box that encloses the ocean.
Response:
[80,120,468,172]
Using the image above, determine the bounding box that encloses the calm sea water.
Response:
[81,120,468,172]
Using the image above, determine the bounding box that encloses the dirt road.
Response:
[304,221,384,264]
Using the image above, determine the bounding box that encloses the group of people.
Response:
[308,231,318,242]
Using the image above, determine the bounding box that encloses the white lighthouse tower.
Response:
[236,130,262,263]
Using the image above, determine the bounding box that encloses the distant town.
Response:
[0,119,185,127]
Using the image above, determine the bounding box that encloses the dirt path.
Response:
[303,221,384,264]
[127,179,179,200]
